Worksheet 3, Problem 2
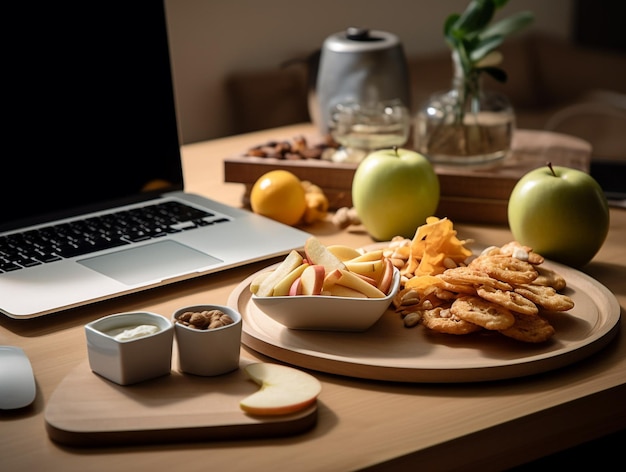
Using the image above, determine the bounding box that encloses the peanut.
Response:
[403,312,422,328]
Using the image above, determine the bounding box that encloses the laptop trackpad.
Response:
[78,240,222,285]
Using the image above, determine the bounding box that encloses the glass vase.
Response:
[414,52,515,165]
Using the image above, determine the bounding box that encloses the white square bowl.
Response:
[172,304,242,376]
[251,268,401,332]
[85,311,174,385]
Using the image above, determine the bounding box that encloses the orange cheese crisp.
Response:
[404,216,473,278]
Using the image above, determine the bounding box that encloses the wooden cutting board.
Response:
[44,358,317,447]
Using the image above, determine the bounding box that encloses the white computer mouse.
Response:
[0,346,36,409]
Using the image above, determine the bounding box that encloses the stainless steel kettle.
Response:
[310,27,411,135]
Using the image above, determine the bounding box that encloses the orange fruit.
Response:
[250,170,306,226]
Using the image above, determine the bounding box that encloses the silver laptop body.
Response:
[1,1,310,319]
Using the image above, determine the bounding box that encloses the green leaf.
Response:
[443,0,534,83]
[469,35,504,62]
[444,13,460,36]
[492,0,510,8]
[480,11,534,39]
[444,13,461,45]
[451,0,495,38]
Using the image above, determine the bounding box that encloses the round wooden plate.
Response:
[228,259,620,383]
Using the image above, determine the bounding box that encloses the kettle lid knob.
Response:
[345,27,371,41]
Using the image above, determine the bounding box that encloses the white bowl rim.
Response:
[85,311,172,341]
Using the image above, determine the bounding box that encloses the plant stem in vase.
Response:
[416,51,514,164]
[414,0,534,166]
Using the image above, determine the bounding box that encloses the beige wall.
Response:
[164,0,574,144]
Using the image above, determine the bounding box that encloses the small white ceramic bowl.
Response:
[251,268,401,332]
[172,304,242,376]
[85,311,174,386]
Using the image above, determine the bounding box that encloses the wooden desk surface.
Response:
[2,124,625,471]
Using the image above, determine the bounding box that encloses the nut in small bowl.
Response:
[252,267,401,332]
[172,304,242,376]
[85,311,174,386]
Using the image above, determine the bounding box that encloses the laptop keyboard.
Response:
[0,201,229,273]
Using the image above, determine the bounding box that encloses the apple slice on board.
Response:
[304,237,346,272]
[240,363,322,416]
[254,250,304,297]
[299,264,325,295]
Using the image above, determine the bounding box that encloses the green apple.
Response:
[507,163,609,267]
[351,148,440,241]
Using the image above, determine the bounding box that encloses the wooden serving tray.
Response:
[44,358,317,447]
[224,129,591,224]
[228,258,620,383]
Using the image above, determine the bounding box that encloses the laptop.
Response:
[1,2,311,319]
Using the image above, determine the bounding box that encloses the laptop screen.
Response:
[3,1,183,231]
